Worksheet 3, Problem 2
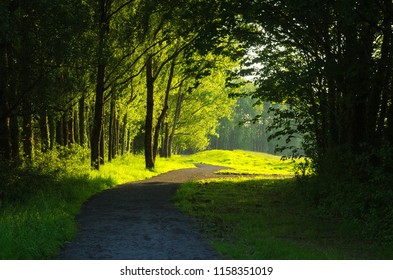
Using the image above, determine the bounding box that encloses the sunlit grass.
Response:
[186,149,297,175]
[0,149,303,259]
[94,154,195,185]
[0,150,194,260]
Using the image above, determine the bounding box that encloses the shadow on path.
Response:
[57,164,230,260]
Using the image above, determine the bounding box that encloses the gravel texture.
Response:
[57,164,230,260]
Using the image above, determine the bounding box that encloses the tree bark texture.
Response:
[144,55,155,170]
[91,0,110,170]
[153,58,176,160]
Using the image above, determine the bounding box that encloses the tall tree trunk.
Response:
[375,12,393,146]
[56,119,64,146]
[100,124,105,165]
[73,107,78,145]
[127,127,132,153]
[144,55,155,170]
[168,87,184,158]
[91,0,110,170]
[79,93,86,146]
[0,40,11,161]
[153,58,176,160]
[9,114,19,160]
[48,114,55,150]
[39,110,50,152]
[63,114,69,147]
[115,117,119,157]
[68,110,75,145]
[162,122,169,157]
[91,60,106,168]
[121,113,127,155]
[108,97,116,162]
[22,106,34,162]
[0,113,11,161]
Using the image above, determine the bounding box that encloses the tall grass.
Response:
[0,146,193,259]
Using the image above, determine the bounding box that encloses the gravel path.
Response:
[57,164,230,260]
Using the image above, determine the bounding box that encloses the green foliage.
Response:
[222,2,393,253]
[172,67,236,152]
[299,145,393,243]
[228,0,393,176]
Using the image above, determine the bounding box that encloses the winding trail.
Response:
[57,164,230,260]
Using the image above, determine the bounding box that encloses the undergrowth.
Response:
[0,146,193,259]
[300,145,393,246]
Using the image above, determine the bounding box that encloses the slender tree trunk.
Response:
[91,63,106,168]
[87,102,93,148]
[63,114,69,147]
[127,127,132,153]
[68,111,75,145]
[162,122,169,157]
[144,55,155,169]
[79,93,86,146]
[56,119,64,146]
[91,0,110,170]
[22,106,34,161]
[39,110,50,152]
[0,41,11,161]
[0,113,11,161]
[48,114,55,150]
[115,117,119,157]
[121,113,127,155]
[73,108,78,145]
[100,124,105,165]
[153,58,176,160]
[375,14,393,146]
[168,88,184,158]
[10,114,19,160]
[108,97,116,162]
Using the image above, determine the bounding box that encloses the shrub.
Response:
[299,144,393,243]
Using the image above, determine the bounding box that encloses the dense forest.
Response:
[1,0,393,243]
[0,0,245,170]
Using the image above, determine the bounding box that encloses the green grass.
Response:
[5,148,385,260]
[0,148,297,259]
[0,149,194,260]
[0,176,114,259]
[94,153,195,184]
[185,149,297,176]
[174,150,392,259]
[175,177,393,259]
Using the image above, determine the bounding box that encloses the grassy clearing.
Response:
[0,149,193,260]
[185,149,296,176]
[175,177,391,259]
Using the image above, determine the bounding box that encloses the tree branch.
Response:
[106,0,135,20]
